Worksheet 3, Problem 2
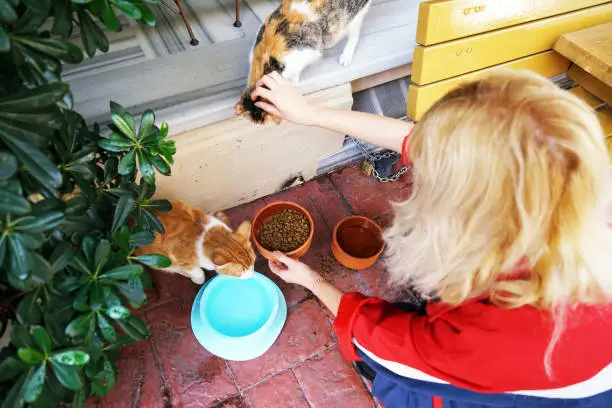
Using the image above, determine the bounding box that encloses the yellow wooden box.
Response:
[407,51,570,121]
[416,0,611,46]
[568,64,612,106]
[569,86,606,110]
[412,3,612,85]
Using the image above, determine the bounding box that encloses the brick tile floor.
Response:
[96,165,411,407]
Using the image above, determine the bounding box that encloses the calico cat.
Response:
[135,200,256,284]
[234,0,372,124]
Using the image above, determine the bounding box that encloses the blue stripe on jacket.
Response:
[357,349,612,408]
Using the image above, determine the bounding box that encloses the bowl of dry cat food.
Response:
[332,216,385,270]
[252,202,314,260]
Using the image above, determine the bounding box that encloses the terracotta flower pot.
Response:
[252,201,314,261]
[331,216,385,270]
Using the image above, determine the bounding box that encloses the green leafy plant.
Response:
[0,1,177,406]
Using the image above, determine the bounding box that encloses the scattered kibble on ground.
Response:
[258,209,310,252]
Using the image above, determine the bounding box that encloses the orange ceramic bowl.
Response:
[252,201,314,261]
[331,216,385,270]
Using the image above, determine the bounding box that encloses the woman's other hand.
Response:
[250,72,316,126]
[268,251,321,289]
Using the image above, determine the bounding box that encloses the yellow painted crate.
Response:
[416,0,611,46]
[407,51,570,121]
[597,108,612,138]
[412,3,612,85]
[606,137,612,164]
[568,64,612,105]
[569,86,606,110]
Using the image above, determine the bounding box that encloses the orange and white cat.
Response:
[135,200,256,284]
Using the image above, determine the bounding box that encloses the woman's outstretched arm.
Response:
[250,72,413,153]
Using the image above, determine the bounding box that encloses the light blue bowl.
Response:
[190,272,287,361]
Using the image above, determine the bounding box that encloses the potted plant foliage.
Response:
[0,1,175,406]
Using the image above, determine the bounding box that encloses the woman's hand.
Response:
[250,72,317,126]
[268,251,321,289]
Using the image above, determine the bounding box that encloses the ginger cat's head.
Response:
[203,220,256,278]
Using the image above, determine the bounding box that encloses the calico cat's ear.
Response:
[236,221,252,239]
[212,252,228,266]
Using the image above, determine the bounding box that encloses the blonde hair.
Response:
[384,70,612,374]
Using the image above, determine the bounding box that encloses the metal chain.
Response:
[349,136,411,183]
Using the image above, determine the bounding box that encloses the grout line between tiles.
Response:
[291,367,315,408]
[327,173,356,216]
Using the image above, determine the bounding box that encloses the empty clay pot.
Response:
[252,201,314,261]
[332,216,385,270]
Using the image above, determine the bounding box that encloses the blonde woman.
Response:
[250,70,612,408]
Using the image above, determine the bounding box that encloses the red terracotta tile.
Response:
[142,268,201,311]
[315,250,366,294]
[359,262,403,301]
[258,263,310,307]
[244,370,309,408]
[228,299,335,389]
[294,348,374,408]
[92,340,167,408]
[330,166,413,219]
[223,198,268,230]
[145,300,238,407]
[213,395,249,408]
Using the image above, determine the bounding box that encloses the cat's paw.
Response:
[339,50,354,67]
[190,274,206,285]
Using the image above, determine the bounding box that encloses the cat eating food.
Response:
[135,200,256,284]
[234,0,372,124]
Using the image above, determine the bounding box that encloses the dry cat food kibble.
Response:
[258,209,310,252]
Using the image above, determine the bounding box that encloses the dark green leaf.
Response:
[128,231,155,247]
[100,264,143,281]
[111,111,136,141]
[0,83,69,111]
[72,388,86,408]
[94,240,111,272]
[136,208,164,234]
[138,110,155,140]
[148,152,171,176]
[49,242,75,273]
[137,2,155,26]
[17,348,45,365]
[24,362,46,403]
[0,189,32,214]
[90,282,104,310]
[69,252,92,275]
[97,312,117,341]
[21,0,50,13]
[32,326,52,355]
[13,36,83,64]
[77,8,97,58]
[82,236,96,265]
[8,234,32,278]
[131,253,171,268]
[118,149,136,175]
[143,199,171,212]
[106,305,130,320]
[0,0,18,24]
[159,121,169,139]
[65,313,93,337]
[0,233,6,266]
[0,151,16,179]
[111,195,135,233]
[103,157,118,185]
[91,359,116,397]
[112,0,142,20]
[137,150,155,184]
[14,211,64,232]
[17,291,41,325]
[0,128,62,187]
[52,0,73,37]
[0,356,29,381]
[2,371,30,408]
[15,231,43,250]
[98,1,121,31]
[50,362,82,390]
[116,277,146,308]
[109,101,125,116]
[98,132,133,152]
[11,324,35,348]
[0,25,8,52]
[117,315,149,340]
[51,351,90,366]
[73,285,90,312]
